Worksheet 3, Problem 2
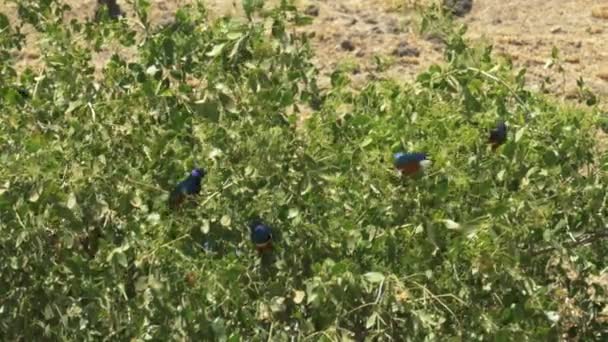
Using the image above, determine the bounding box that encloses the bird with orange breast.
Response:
[393,152,431,176]
[249,220,273,253]
[488,120,508,151]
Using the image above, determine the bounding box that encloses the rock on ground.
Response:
[444,0,473,17]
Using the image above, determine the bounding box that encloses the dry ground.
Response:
[2,0,608,99]
[465,1,608,98]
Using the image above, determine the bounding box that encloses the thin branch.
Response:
[466,67,531,112]
[141,233,191,260]
[530,229,608,256]
[199,181,234,207]
[125,176,167,193]
[408,280,463,327]
[87,102,96,122]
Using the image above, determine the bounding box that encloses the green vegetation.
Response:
[1,1,607,340]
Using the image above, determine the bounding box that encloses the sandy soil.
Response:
[2,0,608,99]
[464,1,608,97]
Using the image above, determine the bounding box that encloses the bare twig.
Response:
[141,233,191,259]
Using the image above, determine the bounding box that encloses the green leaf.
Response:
[242,0,264,19]
[293,290,305,304]
[515,127,525,142]
[28,186,41,203]
[107,245,130,266]
[227,32,243,40]
[135,276,148,292]
[115,251,128,268]
[287,208,299,219]
[147,213,161,226]
[360,137,373,148]
[145,65,159,76]
[497,169,506,182]
[193,100,220,122]
[220,215,231,227]
[443,219,461,230]
[364,272,385,283]
[201,219,210,234]
[206,43,226,57]
[66,192,77,209]
[366,312,378,329]
[270,296,286,313]
[0,181,10,195]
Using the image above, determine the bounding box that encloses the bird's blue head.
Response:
[191,168,206,178]
[393,152,426,165]
[249,221,272,244]
[393,152,406,162]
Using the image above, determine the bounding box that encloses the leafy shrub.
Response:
[0,1,607,340]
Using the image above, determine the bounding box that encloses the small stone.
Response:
[304,5,320,17]
[157,13,174,27]
[371,26,383,34]
[550,26,563,34]
[591,6,608,20]
[492,18,502,25]
[443,0,473,17]
[392,42,420,57]
[564,88,579,100]
[365,18,379,25]
[598,70,608,82]
[564,57,580,64]
[386,19,401,34]
[341,40,355,52]
[426,35,445,46]
[347,18,358,26]
[500,36,527,46]
[355,50,365,58]
[367,73,379,81]
[338,4,351,14]
[95,0,122,20]
[587,26,603,34]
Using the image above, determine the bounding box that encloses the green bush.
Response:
[1,1,607,340]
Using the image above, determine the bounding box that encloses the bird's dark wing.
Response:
[168,183,187,209]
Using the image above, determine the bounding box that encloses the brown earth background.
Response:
[2,0,608,103]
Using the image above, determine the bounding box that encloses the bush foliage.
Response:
[1,1,607,340]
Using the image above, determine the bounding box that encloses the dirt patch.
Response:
[591,5,608,20]
[463,0,608,98]
[2,0,608,100]
[297,0,442,89]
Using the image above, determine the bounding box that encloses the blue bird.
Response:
[17,87,29,99]
[168,168,206,209]
[249,220,273,253]
[488,120,507,150]
[393,152,431,176]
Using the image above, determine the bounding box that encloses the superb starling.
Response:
[488,120,507,150]
[249,220,273,253]
[393,152,431,176]
[168,168,206,209]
